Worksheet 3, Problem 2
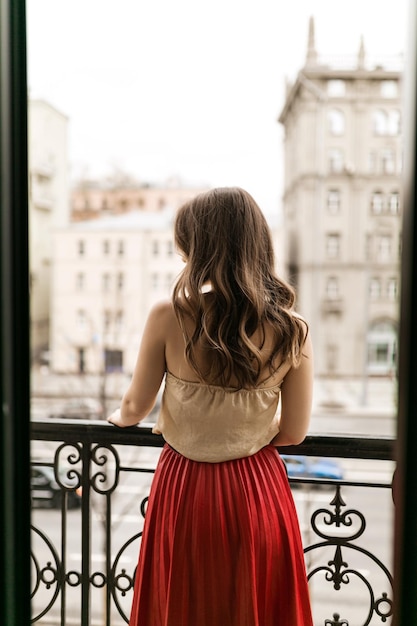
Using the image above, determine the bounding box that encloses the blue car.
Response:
[281,455,344,487]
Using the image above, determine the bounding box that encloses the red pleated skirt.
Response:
[129,444,313,626]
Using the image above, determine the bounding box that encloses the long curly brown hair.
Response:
[172,187,307,388]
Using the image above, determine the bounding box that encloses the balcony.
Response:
[322,297,344,315]
[30,420,395,626]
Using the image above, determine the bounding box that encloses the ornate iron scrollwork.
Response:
[54,442,83,491]
[109,508,146,622]
[31,525,62,621]
[90,444,120,495]
[306,484,393,626]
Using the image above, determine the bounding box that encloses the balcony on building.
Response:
[322,296,344,315]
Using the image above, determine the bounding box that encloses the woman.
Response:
[108,187,314,626]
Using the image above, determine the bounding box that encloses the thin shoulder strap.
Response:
[258,359,287,386]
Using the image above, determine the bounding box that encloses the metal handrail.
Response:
[30,418,396,460]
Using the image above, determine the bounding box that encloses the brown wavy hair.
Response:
[172,187,307,388]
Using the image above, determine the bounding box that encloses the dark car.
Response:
[49,398,103,420]
[281,455,344,486]
[31,466,82,509]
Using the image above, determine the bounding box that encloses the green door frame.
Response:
[0,0,31,624]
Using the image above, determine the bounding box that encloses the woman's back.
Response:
[163,297,292,389]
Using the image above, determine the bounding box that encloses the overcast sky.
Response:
[26,0,408,215]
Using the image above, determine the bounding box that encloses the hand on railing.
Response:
[107,408,141,429]
[107,408,125,428]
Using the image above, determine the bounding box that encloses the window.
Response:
[380,80,398,98]
[328,149,344,173]
[368,343,390,367]
[371,191,400,215]
[103,310,111,332]
[105,349,123,373]
[117,272,124,291]
[152,240,159,256]
[377,235,392,262]
[117,240,124,256]
[373,110,388,135]
[387,277,398,300]
[369,277,381,299]
[103,240,110,255]
[388,110,401,135]
[165,273,174,289]
[325,276,339,299]
[328,109,345,135]
[78,348,85,374]
[76,272,85,291]
[78,240,85,256]
[115,310,124,332]
[151,273,159,290]
[76,309,87,330]
[367,321,397,374]
[388,192,400,214]
[102,273,110,292]
[326,234,341,259]
[381,150,395,174]
[327,80,345,97]
[167,240,174,256]
[373,109,400,135]
[327,190,341,214]
[371,192,384,214]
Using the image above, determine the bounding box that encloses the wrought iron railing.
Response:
[30,420,395,626]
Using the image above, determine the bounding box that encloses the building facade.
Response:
[279,20,402,384]
[29,99,70,362]
[51,210,186,375]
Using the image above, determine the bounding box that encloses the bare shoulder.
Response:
[292,310,307,324]
[149,299,175,319]
[145,300,177,335]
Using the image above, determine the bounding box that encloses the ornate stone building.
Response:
[279,19,402,391]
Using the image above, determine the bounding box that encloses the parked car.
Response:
[31,466,82,509]
[281,455,344,487]
[49,398,103,420]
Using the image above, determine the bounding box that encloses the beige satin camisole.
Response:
[152,371,282,463]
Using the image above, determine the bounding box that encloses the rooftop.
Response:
[62,208,176,232]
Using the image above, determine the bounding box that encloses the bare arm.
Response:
[270,330,314,446]
[107,302,168,427]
